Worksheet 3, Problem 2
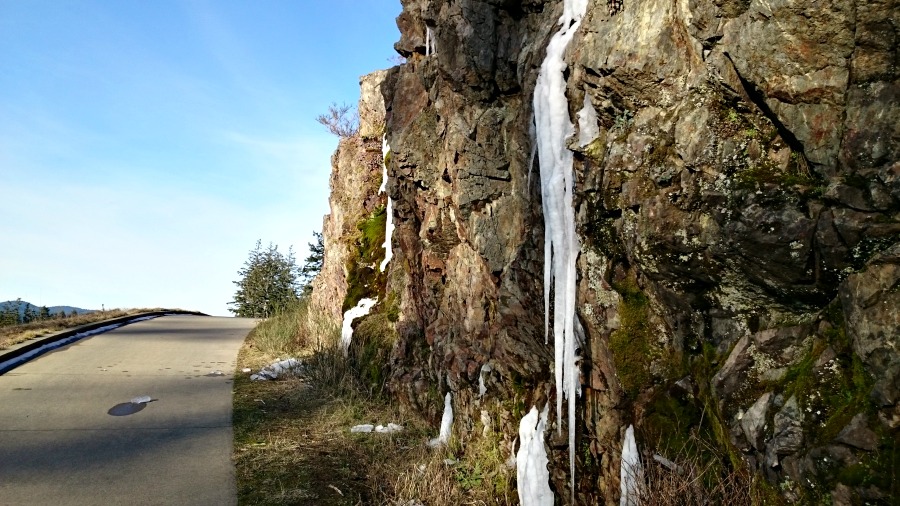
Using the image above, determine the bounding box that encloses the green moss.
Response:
[343,206,388,311]
[735,156,816,190]
[609,279,653,400]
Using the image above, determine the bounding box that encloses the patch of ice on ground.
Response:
[250,358,302,381]
[516,404,552,506]
[351,424,375,433]
[375,423,403,433]
[427,392,453,447]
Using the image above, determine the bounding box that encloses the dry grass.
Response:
[0,308,166,350]
[233,303,513,506]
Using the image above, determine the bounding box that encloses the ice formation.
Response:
[427,392,454,447]
[478,363,493,397]
[531,0,588,498]
[341,298,378,354]
[375,423,404,433]
[576,94,599,147]
[351,424,375,433]
[620,425,642,506]
[380,197,394,272]
[250,357,303,380]
[379,136,395,272]
[130,395,153,404]
[516,405,553,506]
[379,135,390,193]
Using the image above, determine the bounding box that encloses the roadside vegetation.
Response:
[0,307,165,351]
[233,299,506,506]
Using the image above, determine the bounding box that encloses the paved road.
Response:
[0,315,257,506]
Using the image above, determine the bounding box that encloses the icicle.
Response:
[380,197,394,271]
[340,298,377,355]
[428,392,453,447]
[620,425,642,506]
[532,0,588,500]
[516,405,553,506]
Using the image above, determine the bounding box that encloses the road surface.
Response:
[0,315,257,506]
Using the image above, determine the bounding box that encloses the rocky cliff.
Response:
[312,0,899,503]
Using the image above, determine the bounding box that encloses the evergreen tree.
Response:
[39,306,51,320]
[299,231,324,296]
[229,240,301,318]
[22,303,36,324]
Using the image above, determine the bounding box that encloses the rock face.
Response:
[312,0,899,503]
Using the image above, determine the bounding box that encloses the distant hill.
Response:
[1,300,95,317]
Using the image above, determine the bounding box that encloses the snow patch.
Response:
[516,405,553,506]
[531,0,588,499]
[376,423,404,433]
[427,392,453,447]
[351,424,375,433]
[379,135,390,194]
[341,298,377,355]
[130,395,153,404]
[250,358,302,381]
[620,424,642,506]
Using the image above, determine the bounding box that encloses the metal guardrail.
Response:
[0,310,208,375]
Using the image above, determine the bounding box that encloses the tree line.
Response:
[228,232,323,318]
[0,299,80,328]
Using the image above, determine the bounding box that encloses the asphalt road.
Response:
[0,315,257,506]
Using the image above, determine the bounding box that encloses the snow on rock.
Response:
[516,405,553,506]
[532,0,588,498]
[341,298,378,355]
[620,424,642,506]
[250,358,302,381]
[380,197,394,272]
[427,392,453,447]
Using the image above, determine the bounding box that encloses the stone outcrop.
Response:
[311,0,899,503]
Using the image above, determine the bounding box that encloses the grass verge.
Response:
[233,301,480,505]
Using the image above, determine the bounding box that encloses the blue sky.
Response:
[0,0,402,316]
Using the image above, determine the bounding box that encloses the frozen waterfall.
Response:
[530,0,588,500]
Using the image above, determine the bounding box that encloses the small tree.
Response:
[316,102,359,137]
[299,231,324,295]
[229,240,301,318]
